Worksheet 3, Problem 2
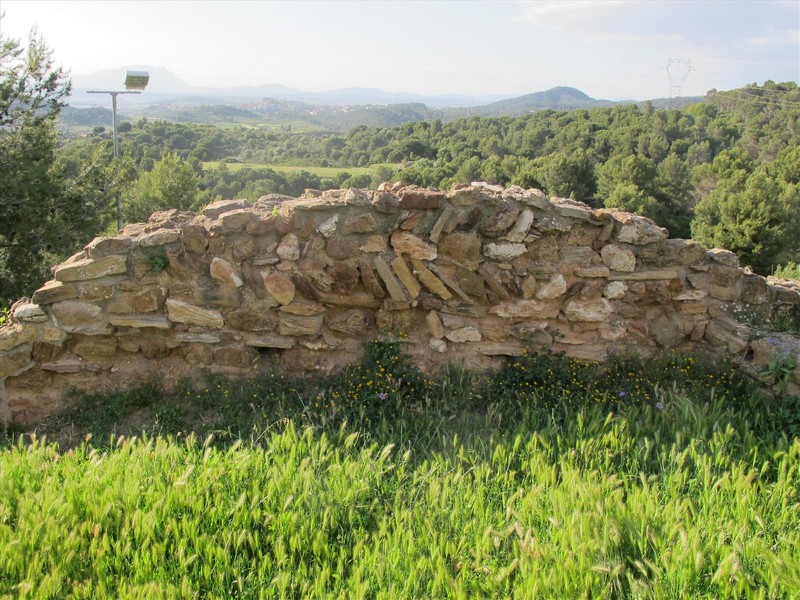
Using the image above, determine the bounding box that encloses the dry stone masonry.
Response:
[2,183,799,425]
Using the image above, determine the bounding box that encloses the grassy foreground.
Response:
[1,345,800,598]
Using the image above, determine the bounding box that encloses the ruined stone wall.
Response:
[2,183,799,425]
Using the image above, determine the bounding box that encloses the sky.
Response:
[1,0,798,100]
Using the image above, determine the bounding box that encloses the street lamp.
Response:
[88,70,150,229]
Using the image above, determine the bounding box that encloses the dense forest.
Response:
[2,34,799,304]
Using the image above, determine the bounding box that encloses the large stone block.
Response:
[391,231,437,260]
[489,299,560,319]
[166,299,224,329]
[54,255,127,282]
[52,301,108,334]
[563,298,614,322]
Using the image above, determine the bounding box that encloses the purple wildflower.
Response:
[378,393,387,401]
[655,402,664,411]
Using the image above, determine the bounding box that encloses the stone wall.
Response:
[2,183,799,426]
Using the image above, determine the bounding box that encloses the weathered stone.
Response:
[279,314,324,336]
[230,238,258,263]
[710,285,740,302]
[641,239,706,267]
[0,324,38,351]
[439,232,482,263]
[477,265,510,300]
[217,209,254,232]
[739,273,770,305]
[210,257,244,288]
[373,257,409,302]
[182,224,210,254]
[707,248,739,268]
[489,299,560,319]
[166,299,224,329]
[317,214,339,238]
[603,281,627,300]
[276,233,300,261]
[550,197,593,220]
[345,188,371,206]
[329,263,360,294]
[242,333,294,349]
[506,209,534,242]
[327,310,370,335]
[535,274,567,300]
[326,236,359,260]
[425,311,446,339]
[601,244,636,272]
[574,265,610,278]
[704,319,749,354]
[214,346,258,369]
[481,206,520,236]
[225,307,277,331]
[521,276,538,299]
[72,336,117,360]
[108,314,171,329]
[175,332,221,344]
[192,286,242,309]
[54,255,127,282]
[246,215,277,236]
[391,231,437,260]
[687,272,708,290]
[108,287,167,314]
[85,236,135,259]
[446,326,482,343]
[410,259,453,301]
[264,271,296,305]
[429,339,447,353]
[202,199,251,219]
[341,213,378,235]
[674,290,707,301]
[608,268,680,281]
[0,344,33,377]
[360,235,387,253]
[483,242,527,260]
[51,301,107,334]
[564,298,614,322]
[279,301,325,316]
[32,280,77,305]
[478,341,525,356]
[358,259,385,298]
[708,264,742,287]
[371,191,400,214]
[138,229,180,248]
[650,309,686,348]
[13,303,47,323]
[603,211,668,245]
[391,257,421,299]
[430,207,455,243]
[425,263,471,303]
[534,214,572,233]
[398,189,443,210]
[292,274,321,301]
[317,292,381,308]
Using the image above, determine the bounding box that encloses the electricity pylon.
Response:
[664,59,695,109]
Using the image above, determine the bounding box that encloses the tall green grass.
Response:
[2,345,799,597]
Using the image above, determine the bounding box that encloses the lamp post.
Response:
[88,70,150,230]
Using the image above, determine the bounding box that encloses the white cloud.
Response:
[513,0,682,43]
[744,29,800,47]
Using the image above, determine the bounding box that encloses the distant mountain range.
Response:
[63,66,704,131]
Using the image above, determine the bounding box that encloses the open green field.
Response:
[2,344,799,597]
[202,161,400,178]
